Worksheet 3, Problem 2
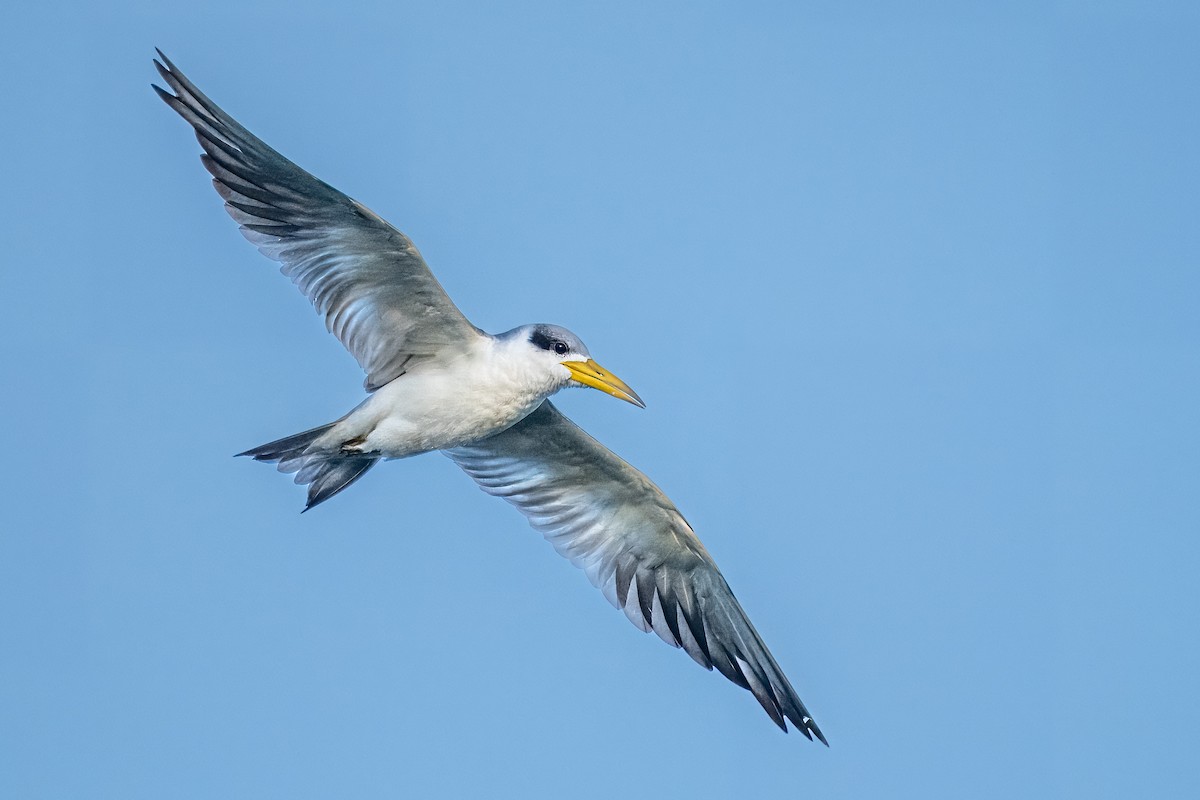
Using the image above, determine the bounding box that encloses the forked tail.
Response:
[238,423,379,511]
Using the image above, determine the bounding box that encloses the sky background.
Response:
[2,1,1198,797]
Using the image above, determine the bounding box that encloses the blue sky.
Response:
[2,1,1197,797]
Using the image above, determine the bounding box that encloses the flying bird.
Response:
[153,50,827,742]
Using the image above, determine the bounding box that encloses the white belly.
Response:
[316,349,559,458]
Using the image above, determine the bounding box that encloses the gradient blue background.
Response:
[3,2,1197,797]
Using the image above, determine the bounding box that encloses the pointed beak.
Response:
[563,359,646,408]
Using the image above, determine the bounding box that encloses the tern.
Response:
[154,51,827,742]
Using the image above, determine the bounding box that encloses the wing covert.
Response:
[445,401,826,741]
[153,51,483,390]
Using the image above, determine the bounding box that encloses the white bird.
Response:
[154,51,827,742]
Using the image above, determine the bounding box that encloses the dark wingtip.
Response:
[152,58,174,89]
[152,50,168,80]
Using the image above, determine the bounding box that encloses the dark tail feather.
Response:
[297,455,378,511]
[238,424,380,511]
[237,423,337,462]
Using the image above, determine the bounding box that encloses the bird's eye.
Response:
[554,341,569,355]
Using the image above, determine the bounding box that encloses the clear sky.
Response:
[2,1,1197,797]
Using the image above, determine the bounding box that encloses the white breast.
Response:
[335,336,564,458]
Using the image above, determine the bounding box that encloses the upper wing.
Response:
[445,401,827,741]
[153,51,484,391]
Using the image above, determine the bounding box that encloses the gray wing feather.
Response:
[153,51,483,391]
[445,401,827,742]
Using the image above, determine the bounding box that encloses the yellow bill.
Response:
[563,359,646,408]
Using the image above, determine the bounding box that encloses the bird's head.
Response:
[520,324,645,408]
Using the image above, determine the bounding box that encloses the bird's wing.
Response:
[444,401,826,741]
[153,51,484,391]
